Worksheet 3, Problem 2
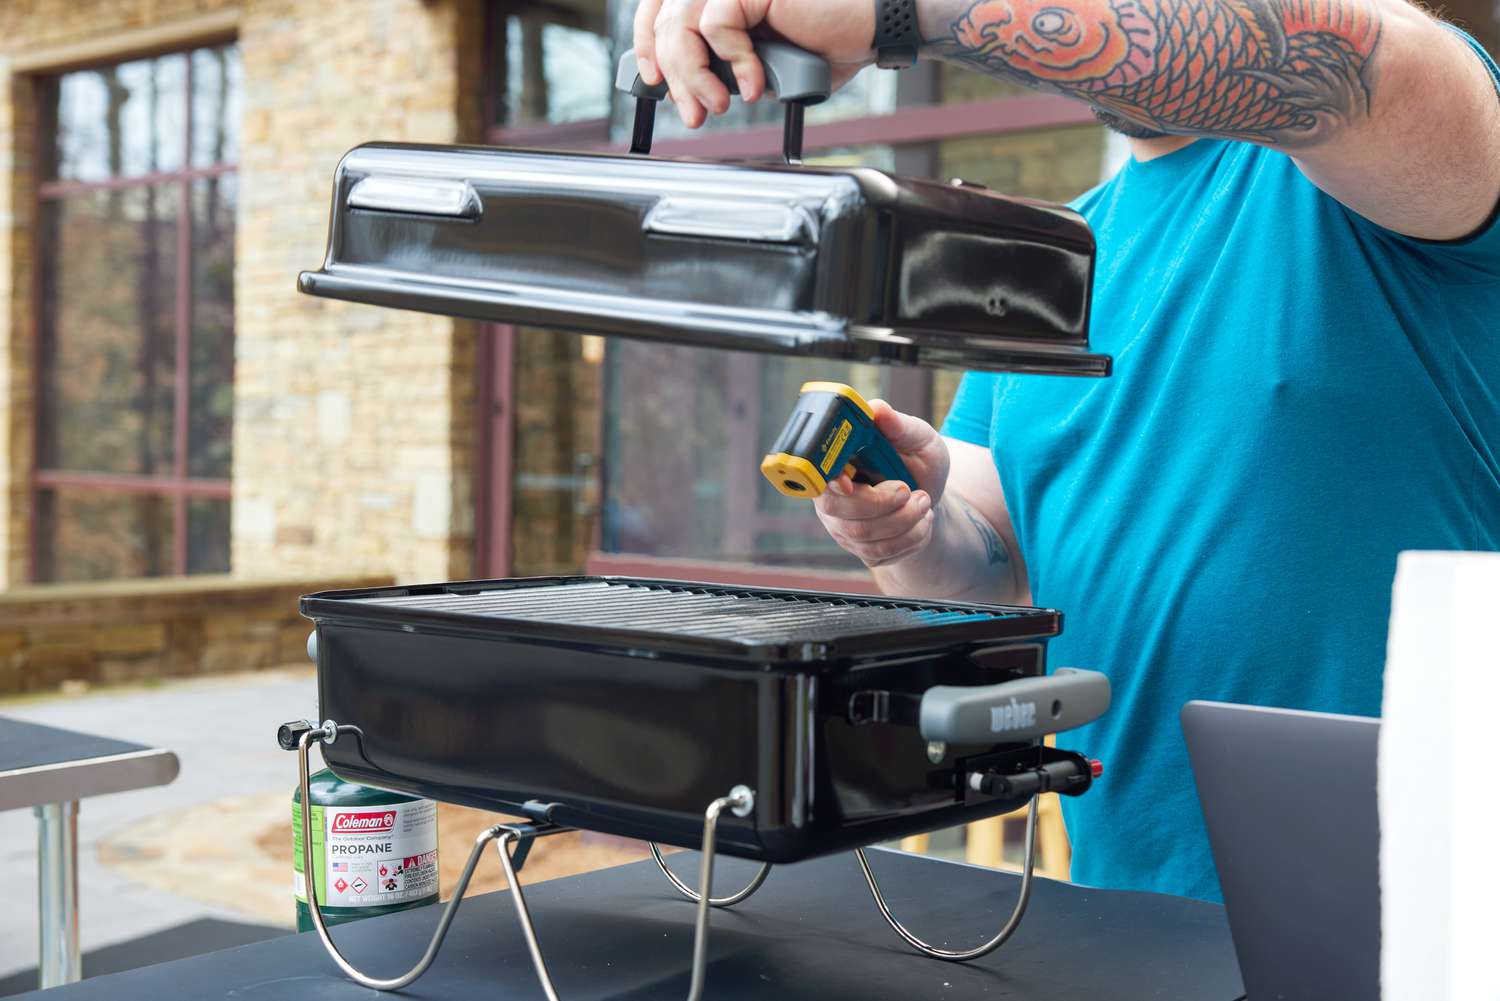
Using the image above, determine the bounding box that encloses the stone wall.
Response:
[232,0,485,584]
[0,0,486,591]
[0,573,388,694]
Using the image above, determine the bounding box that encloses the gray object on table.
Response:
[0,716,179,990]
[9,848,1245,1000]
[1183,700,1381,1001]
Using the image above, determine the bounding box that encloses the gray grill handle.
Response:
[920,668,1111,745]
[615,41,832,105]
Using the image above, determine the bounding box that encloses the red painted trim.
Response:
[34,469,232,498]
[173,53,194,575]
[475,325,516,577]
[37,162,235,199]
[27,76,46,584]
[584,552,881,595]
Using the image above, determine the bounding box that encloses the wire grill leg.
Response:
[648,842,771,907]
[496,789,752,1001]
[855,796,1039,962]
[295,727,566,991]
[292,723,753,997]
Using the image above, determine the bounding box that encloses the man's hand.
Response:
[633,0,877,127]
[813,400,949,568]
[810,401,1029,605]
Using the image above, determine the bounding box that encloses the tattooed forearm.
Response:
[955,498,1012,567]
[921,0,1381,146]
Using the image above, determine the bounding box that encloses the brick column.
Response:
[0,70,36,588]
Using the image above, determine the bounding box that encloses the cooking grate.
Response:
[305,577,1059,662]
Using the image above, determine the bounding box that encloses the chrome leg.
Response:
[295,727,568,991]
[495,787,754,1001]
[855,796,1039,962]
[36,801,81,988]
[648,842,771,907]
[286,720,756,997]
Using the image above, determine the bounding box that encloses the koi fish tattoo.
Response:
[929,0,1382,145]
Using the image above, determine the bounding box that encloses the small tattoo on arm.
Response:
[957,499,1012,566]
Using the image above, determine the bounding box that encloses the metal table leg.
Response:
[36,801,80,988]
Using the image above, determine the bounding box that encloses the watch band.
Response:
[873,0,921,69]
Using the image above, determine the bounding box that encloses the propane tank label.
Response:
[294,800,438,907]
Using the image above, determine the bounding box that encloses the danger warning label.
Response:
[296,799,437,908]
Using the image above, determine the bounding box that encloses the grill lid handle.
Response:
[919,668,1111,745]
[615,42,832,163]
[615,41,833,106]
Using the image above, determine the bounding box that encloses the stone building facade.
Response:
[0,0,485,595]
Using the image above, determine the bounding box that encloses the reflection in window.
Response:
[939,125,1107,204]
[602,344,892,570]
[35,489,174,582]
[34,43,238,582]
[38,187,179,477]
[190,175,236,480]
[508,328,601,576]
[191,46,242,167]
[49,55,187,182]
[496,2,612,126]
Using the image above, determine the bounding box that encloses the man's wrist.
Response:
[911,1,967,54]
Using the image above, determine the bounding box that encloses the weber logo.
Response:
[990,699,1037,734]
[332,811,397,834]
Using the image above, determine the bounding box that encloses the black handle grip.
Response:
[616,41,832,163]
[615,41,833,105]
[277,719,318,752]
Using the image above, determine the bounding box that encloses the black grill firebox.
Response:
[302,577,1096,863]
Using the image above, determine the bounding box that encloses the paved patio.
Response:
[0,666,657,992]
[0,667,317,983]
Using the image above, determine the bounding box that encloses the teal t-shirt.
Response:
[942,32,1500,902]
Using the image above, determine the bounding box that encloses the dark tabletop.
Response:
[13,847,1247,1000]
[0,716,149,772]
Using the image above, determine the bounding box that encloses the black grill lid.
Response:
[297,142,1107,376]
[301,576,1060,666]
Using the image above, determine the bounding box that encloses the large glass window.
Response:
[490,0,613,133]
[34,43,239,582]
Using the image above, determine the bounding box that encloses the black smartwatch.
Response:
[873,0,922,69]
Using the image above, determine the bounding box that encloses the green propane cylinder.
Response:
[292,768,439,932]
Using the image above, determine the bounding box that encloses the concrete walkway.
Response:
[0,667,317,981]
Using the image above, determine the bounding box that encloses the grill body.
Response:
[304,577,1066,863]
[297,143,1109,376]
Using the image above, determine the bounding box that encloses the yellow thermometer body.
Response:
[760,382,918,499]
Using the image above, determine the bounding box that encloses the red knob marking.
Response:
[1090,759,1104,779]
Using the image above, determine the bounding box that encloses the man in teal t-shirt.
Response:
[637,0,1500,899]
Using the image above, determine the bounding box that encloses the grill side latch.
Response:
[848,690,920,727]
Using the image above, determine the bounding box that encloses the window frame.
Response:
[30,40,238,582]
